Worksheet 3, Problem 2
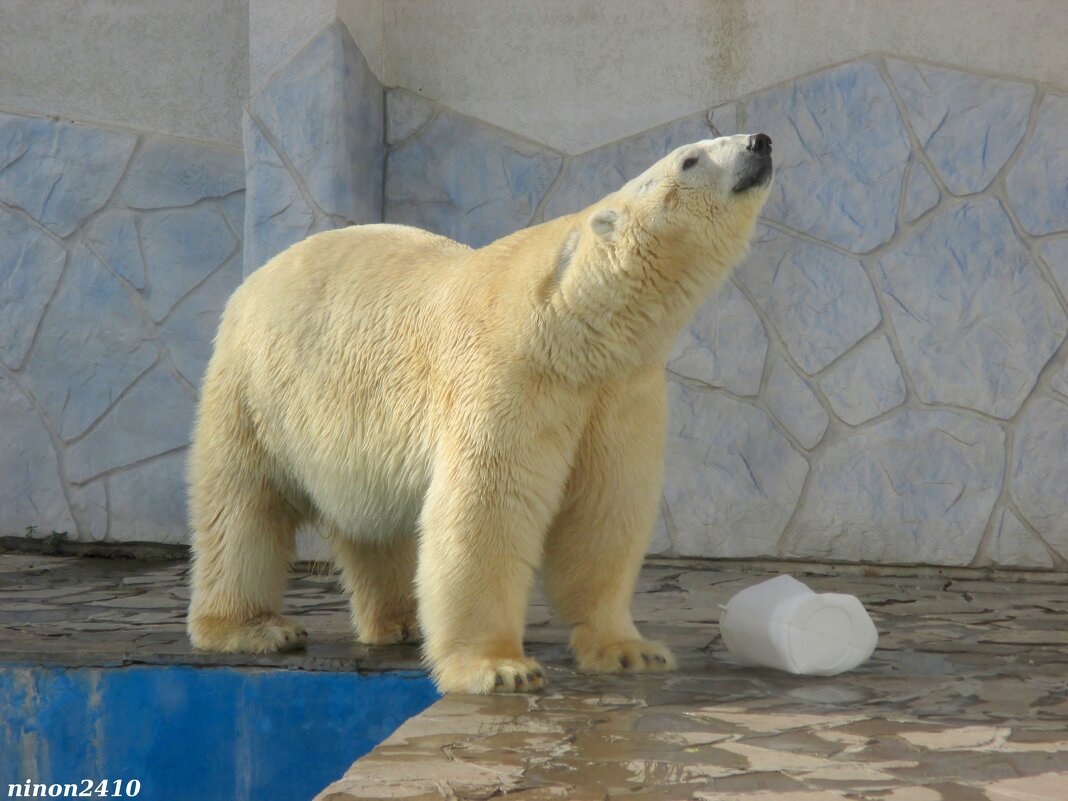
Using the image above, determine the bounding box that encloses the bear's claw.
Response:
[488,661,547,693]
[434,656,547,694]
[576,638,676,674]
[358,616,421,645]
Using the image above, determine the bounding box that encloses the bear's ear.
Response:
[589,208,620,241]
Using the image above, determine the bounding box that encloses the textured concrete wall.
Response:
[382,58,1068,571]
[0,111,244,544]
[251,0,385,92]
[0,0,248,146]
[372,0,1068,154]
[249,0,336,91]
[0,19,384,560]
[244,22,383,275]
[3,4,1068,569]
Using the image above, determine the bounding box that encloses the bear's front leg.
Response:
[415,433,569,694]
[543,369,676,674]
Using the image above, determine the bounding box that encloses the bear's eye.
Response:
[682,155,699,170]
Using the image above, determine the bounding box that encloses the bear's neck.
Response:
[541,227,749,384]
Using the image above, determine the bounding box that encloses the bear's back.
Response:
[221,224,469,358]
[247,224,470,306]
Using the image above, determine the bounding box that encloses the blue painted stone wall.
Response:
[0,111,244,546]
[0,21,384,553]
[382,58,1068,571]
[0,664,439,801]
[2,15,1066,571]
[244,23,383,275]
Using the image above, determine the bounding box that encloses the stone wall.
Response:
[380,55,1068,570]
[0,112,244,544]
[3,14,1066,570]
[365,0,1068,157]
[243,23,382,275]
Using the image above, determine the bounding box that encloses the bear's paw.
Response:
[357,613,420,646]
[434,655,547,694]
[575,638,676,674]
[188,613,308,654]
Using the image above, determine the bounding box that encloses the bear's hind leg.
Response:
[543,372,676,674]
[187,480,306,652]
[330,531,420,645]
[186,387,307,654]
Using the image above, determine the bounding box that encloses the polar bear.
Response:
[187,133,773,693]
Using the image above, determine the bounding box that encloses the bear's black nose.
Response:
[747,133,772,155]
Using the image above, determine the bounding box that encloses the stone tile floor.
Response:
[1,553,1066,800]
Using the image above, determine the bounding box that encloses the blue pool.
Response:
[0,664,440,801]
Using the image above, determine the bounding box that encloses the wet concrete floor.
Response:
[1,553,1066,799]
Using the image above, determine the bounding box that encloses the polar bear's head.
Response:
[542,135,773,377]
[587,133,773,257]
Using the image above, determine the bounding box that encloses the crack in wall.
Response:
[0,113,244,543]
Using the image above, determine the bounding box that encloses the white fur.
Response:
[186,135,772,693]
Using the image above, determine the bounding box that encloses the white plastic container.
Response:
[718,575,878,676]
